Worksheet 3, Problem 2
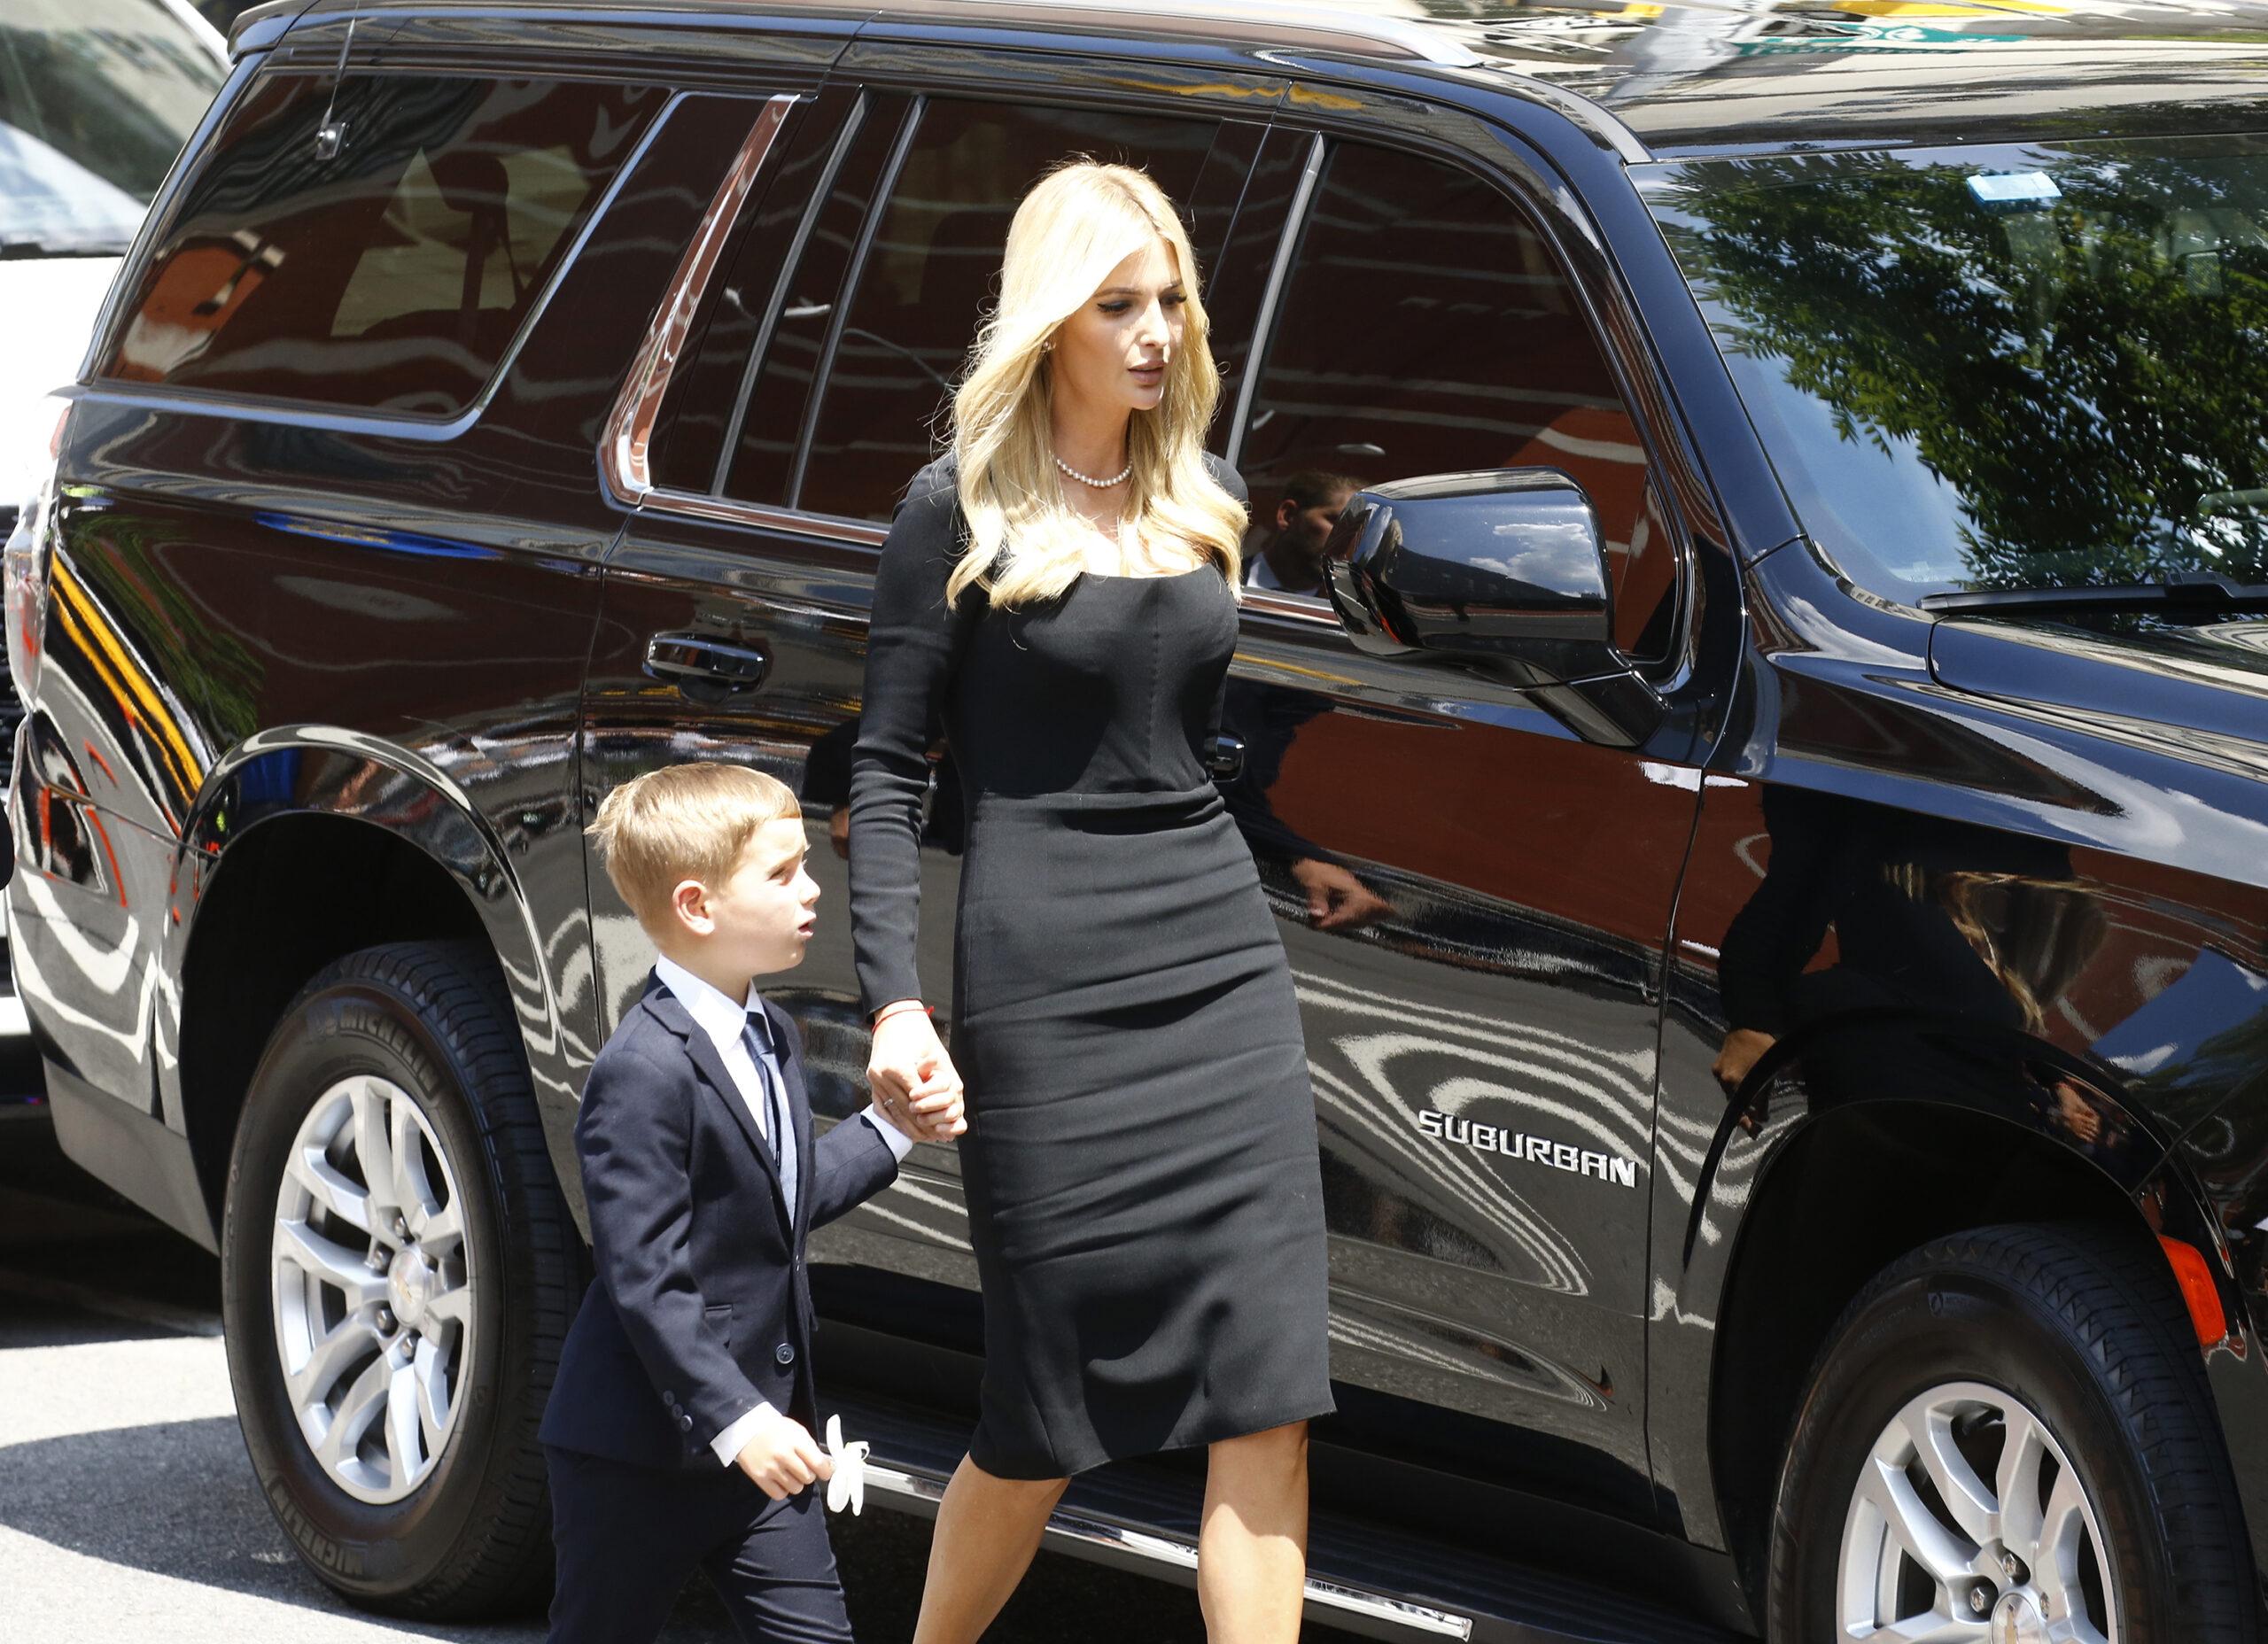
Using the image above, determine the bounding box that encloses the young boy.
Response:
[540,763,962,1642]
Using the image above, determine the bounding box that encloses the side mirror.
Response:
[1321,468,1664,748]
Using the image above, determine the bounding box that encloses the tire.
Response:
[221,940,574,1618]
[1770,1222,2258,1644]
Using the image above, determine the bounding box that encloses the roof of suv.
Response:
[241,0,2268,155]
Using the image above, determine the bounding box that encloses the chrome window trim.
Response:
[712,91,874,495]
[604,92,800,505]
[625,488,890,548]
[785,95,928,511]
[1221,131,1324,475]
[82,80,691,441]
[1239,586,1338,629]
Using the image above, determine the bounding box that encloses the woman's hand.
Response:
[1291,858,1393,932]
[868,1005,967,1141]
[1712,1028,1777,1096]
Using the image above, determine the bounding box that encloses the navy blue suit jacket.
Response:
[540,975,899,1470]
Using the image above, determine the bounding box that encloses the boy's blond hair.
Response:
[587,764,801,933]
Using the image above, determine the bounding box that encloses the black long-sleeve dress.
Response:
[848,457,1334,1479]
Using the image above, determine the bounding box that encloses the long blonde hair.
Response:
[945,160,1247,609]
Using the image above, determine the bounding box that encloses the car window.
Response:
[1239,140,1676,664]
[1647,138,2268,606]
[0,0,223,257]
[746,97,1223,523]
[97,74,668,416]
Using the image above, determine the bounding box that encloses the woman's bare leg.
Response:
[1198,1422,1310,1644]
[910,1455,1070,1644]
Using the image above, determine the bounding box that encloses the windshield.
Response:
[1644,137,2268,607]
[0,0,223,257]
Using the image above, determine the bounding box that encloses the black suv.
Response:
[17,1,2268,1637]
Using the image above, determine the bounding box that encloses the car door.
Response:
[1214,128,1703,1523]
[583,66,1281,1320]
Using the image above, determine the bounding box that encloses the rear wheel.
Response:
[221,941,572,1617]
[1770,1223,2258,1644]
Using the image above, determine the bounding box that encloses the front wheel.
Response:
[221,941,574,1617]
[1770,1222,2259,1644]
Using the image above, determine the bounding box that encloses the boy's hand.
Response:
[734,1410,834,1501]
[881,1081,965,1144]
[869,1010,968,1141]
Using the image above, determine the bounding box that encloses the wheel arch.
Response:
[1690,1025,2246,1604]
[168,729,577,1233]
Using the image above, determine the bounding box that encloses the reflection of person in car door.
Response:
[1710,786,2109,1117]
[1242,469,1363,595]
[1216,678,1392,932]
[1226,469,1391,929]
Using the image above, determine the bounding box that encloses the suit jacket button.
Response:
[678,1414,694,1431]
[775,1343,796,1366]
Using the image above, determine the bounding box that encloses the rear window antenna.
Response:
[314,10,359,160]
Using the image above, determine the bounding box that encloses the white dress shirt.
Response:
[650,956,913,1464]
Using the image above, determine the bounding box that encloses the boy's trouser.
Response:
[545,1444,855,1644]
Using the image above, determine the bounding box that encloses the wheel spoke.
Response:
[1860,1454,1983,1585]
[389,1096,435,1229]
[384,1355,425,1487]
[1995,1403,2049,1561]
[2036,1464,2112,1644]
[276,1218,387,1311]
[423,1281,472,1329]
[413,1335,454,1460]
[287,1145,371,1236]
[287,1314,378,1411]
[1915,1405,2000,1549]
[1884,1615,1992,1643]
[408,1193,462,1255]
[317,1353,391,1475]
[352,1080,400,1225]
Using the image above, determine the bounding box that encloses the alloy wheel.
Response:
[1837,1379,2117,1643]
[269,1074,475,1505]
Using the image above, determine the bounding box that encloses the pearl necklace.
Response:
[1054,452,1132,488]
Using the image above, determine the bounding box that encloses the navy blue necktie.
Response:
[742,1012,799,1222]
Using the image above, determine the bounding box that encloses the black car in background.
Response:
[15,0,2268,1637]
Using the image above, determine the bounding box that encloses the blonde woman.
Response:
[850,161,1332,1642]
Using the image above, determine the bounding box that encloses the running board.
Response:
[854,1445,1472,1640]
[824,1392,1741,1644]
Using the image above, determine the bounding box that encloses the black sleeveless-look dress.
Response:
[848,458,1334,1479]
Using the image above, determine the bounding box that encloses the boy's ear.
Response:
[668,877,713,936]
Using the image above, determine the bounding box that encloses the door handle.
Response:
[645,632,771,694]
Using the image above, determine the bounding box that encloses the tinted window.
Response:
[99,74,667,415]
[790,97,1221,522]
[1240,143,1675,661]
[651,88,861,495]
[1650,139,2268,603]
[1,0,223,255]
[718,92,913,508]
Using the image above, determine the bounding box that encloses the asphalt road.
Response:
[0,1091,1364,1644]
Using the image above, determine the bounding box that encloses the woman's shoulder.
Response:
[1200,451,1249,510]
[899,453,960,516]
[882,454,966,561]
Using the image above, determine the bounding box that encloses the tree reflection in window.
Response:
[1652,142,2268,601]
